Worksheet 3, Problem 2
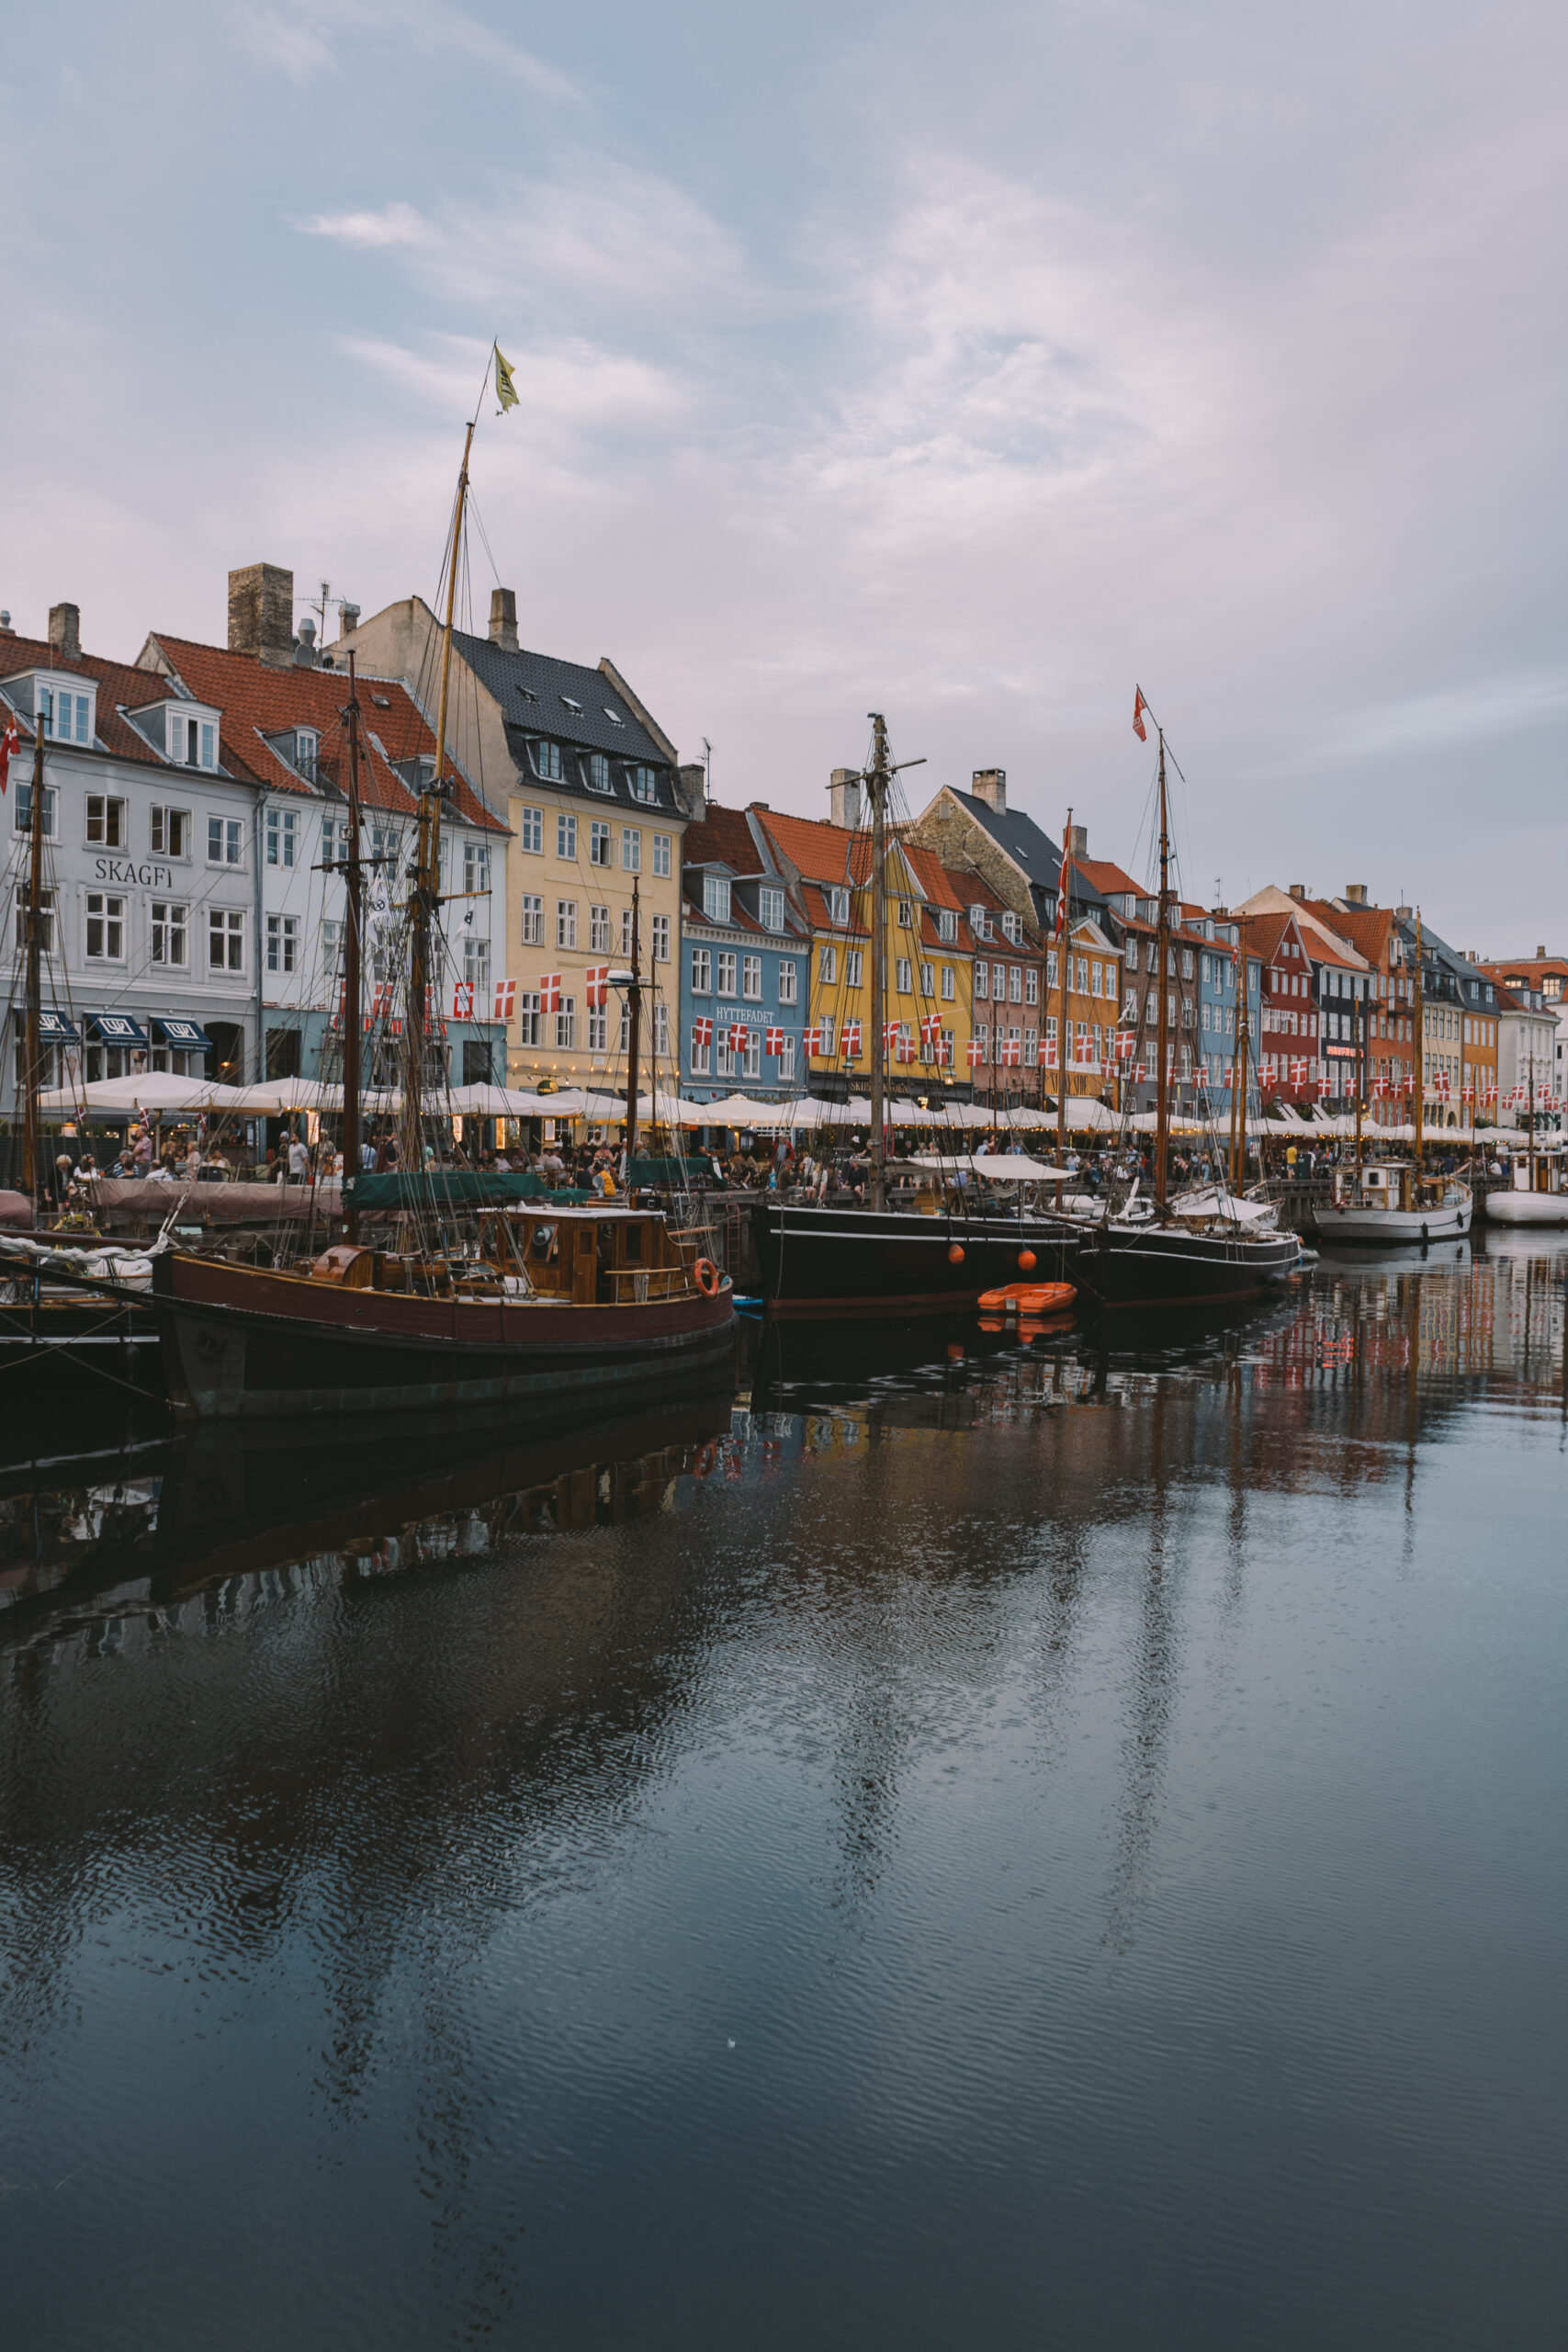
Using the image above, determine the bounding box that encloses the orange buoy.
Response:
[945,1342,964,1361]
[1017,1249,1037,1271]
[948,1243,965,1263]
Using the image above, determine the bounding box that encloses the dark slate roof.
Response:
[453,628,668,759]
[947,789,1108,926]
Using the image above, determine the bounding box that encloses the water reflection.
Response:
[3,1240,1566,2351]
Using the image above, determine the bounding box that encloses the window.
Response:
[152,900,187,967]
[897,957,912,993]
[703,874,729,922]
[85,891,125,959]
[691,1022,711,1076]
[652,1003,670,1057]
[759,886,785,933]
[969,904,987,938]
[778,959,797,1005]
[1025,968,1038,1005]
[39,684,92,743]
[1089,962,1102,998]
[585,752,612,793]
[994,963,1007,1001]
[651,913,670,963]
[464,840,491,895]
[818,943,837,985]
[622,828,641,873]
[941,965,954,1001]
[520,893,544,944]
[516,990,541,1046]
[1001,911,1021,944]
[717,951,738,995]
[557,812,577,860]
[743,1029,761,1080]
[975,1022,989,1062]
[519,804,543,854]
[86,794,126,847]
[920,961,934,995]
[1075,956,1088,993]
[829,887,851,926]
[150,805,188,857]
[1180,948,1194,980]
[590,820,613,867]
[1125,938,1139,974]
[1046,949,1058,989]
[587,1005,608,1053]
[1009,967,1022,1003]
[1201,1001,1212,1033]
[14,885,55,954]
[817,1017,835,1057]
[266,912,300,974]
[740,955,762,1001]
[651,832,671,878]
[897,898,913,928]
[780,1033,796,1082]
[294,728,319,782]
[167,711,216,769]
[938,910,957,944]
[621,907,635,957]
[265,807,298,867]
[628,765,658,804]
[692,948,712,993]
[209,815,243,866]
[590,904,611,952]
[534,741,563,782]
[846,949,863,989]
[556,899,577,949]
[14,782,56,837]
[555,996,575,1050]
[209,910,245,972]
[321,815,352,867]
[976,962,988,1000]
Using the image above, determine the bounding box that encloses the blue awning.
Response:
[153,1015,214,1050]
[15,1009,82,1043]
[85,1011,150,1045]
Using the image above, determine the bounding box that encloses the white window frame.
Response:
[85,794,127,848]
[556,811,577,860]
[209,908,246,974]
[151,899,188,967]
[777,959,797,1005]
[520,893,544,944]
[691,947,712,993]
[208,814,244,867]
[556,899,577,950]
[85,890,126,961]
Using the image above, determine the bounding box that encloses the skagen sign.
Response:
[93,857,175,888]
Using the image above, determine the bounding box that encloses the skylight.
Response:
[561,695,583,712]
[372,694,391,709]
[604,707,624,725]
[515,684,539,705]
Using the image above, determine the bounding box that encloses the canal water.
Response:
[2,1237,1565,2350]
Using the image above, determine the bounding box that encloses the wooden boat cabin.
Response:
[1331,1163,1466,1215]
[309,1206,714,1307]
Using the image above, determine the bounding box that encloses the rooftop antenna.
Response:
[702,735,712,798]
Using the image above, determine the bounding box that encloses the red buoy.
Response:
[1017,1249,1037,1272]
[948,1243,965,1264]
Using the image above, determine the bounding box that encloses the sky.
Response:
[3,0,1564,951]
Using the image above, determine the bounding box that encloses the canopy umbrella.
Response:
[37,1072,255,1117]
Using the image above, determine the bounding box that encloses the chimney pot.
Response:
[829,767,863,830]
[338,602,360,639]
[971,767,1007,812]
[490,587,519,651]
[0,611,12,636]
[1345,882,1368,906]
[1537,943,1546,959]
[1288,882,1306,901]
[229,563,295,665]
[292,617,318,668]
[48,603,81,662]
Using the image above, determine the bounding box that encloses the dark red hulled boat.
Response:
[152,1204,734,1419]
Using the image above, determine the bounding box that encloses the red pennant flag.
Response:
[451,981,474,1020]
[1000,1037,1021,1067]
[1116,1029,1135,1059]
[693,1015,713,1050]
[728,1021,750,1054]
[1133,687,1148,743]
[967,1036,986,1067]
[0,721,18,795]
[919,1011,942,1044]
[802,1023,823,1055]
[584,964,610,1010]
[840,1019,861,1057]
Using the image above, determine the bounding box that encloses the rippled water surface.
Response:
[3,1238,1567,2349]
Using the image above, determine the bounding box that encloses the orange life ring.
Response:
[694,1257,722,1296]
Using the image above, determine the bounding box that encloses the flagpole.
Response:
[1056,807,1071,1208]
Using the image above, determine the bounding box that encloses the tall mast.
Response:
[1057,805,1071,1195]
[1354,968,1364,1177]
[1412,910,1424,1170]
[624,878,641,1171]
[19,718,46,1203]
[405,416,474,1159]
[342,653,366,1242]
[1154,729,1172,1213]
[1528,1028,1537,1186]
[868,711,888,1213]
[1230,915,1249,1195]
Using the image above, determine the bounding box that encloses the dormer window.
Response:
[604,707,625,725]
[39,682,94,744]
[532,740,562,782]
[627,765,658,805]
[968,904,988,939]
[897,898,913,927]
[829,886,852,927]
[937,909,957,945]
[703,875,731,923]
[295,728,319,783]
[759,886,785,933]
[561,695,583,713]
[585,752,612,792]
[1001,910,1021,944]
[169,710,217,769]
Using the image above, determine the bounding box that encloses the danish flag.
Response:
[841,1019,862,1057]
[802,1023,823,1055]
[1134,1062,1147,1083]
[1042,1037,1059,1069]
[1116,1029,1136,1059]
[1483,1083,1497,1103]
[539,973,562,1013]
[0,720,18,795]
[1133,686,1149,744]
[897,1035,917,1063]
[1056,834,1071,937]
[1000,1036,1021,1068]
[935,1035,953,1066]
[451,981,474,1020]
[1371,1076,1387,1098]
[1291,1057,1310,1085]
[764,1025,785,1056]
[728,1022,750,1054]
[919,1011,942,1045]
[693,1016,713,1051]
[882,1020,900,1053]
[493,978,516,1021]
[584,965,610,1010]
[967,1037,987,1067]
[371,982,396,1020]
[1461,1084,1474,1103]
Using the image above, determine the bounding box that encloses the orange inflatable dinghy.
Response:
[976,1280,1077,1315]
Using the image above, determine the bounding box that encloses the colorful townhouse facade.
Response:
[678,800,811,1102]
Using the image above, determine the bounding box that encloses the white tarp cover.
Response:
[38,1072,255,1116]
[911,1152,1068,1179]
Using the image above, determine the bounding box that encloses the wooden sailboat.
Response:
[1076,716,1299,1306]
[147,388,736,1418]
[1321,912,1472,1243]
[753,713,1083,1314]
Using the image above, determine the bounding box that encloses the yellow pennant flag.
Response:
[494,345,519,413]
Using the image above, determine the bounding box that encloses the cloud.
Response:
[231,0,580,107]
[231,5,338,85]
[1312,673,1568,763]
[296,202,438,251]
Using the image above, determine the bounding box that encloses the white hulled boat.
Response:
[1485,1146,1568,1226]
[1321,1159,1472,1241]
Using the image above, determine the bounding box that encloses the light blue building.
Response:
[679,800,810,1104]
[1194,915,1262,1114]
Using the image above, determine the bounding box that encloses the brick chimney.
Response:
[679,761,706,820]
[490,587,519,650]
[1288,882,1307,901]
[971,767,1007,812]
[228,563,294,665]
[1344,883,1368,906]
[1068,822,1088,858]
[829,767,863,829]
[48,603,81,662]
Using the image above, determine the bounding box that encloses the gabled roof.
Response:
[1077,856,1145,903]
[682,803,769,876]
[753,808,859,888]
[1305,898,1393,968]
[0,631,177,769]
[942,787,1108,919]
[451,628,669,765]
[142,634,507,831]
[1476,956,1568,989]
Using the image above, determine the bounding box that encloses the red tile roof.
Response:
[0,632,178,768]
[753,807,858,886]
[682,802,763,874]
[1077,856,1145,900]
